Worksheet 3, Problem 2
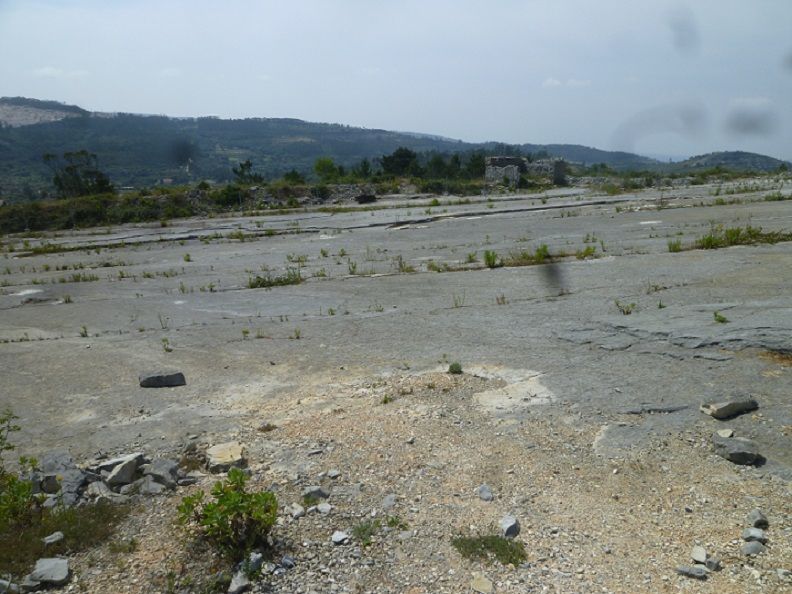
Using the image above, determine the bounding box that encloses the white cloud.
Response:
[541,77,562,88]
[31,66,88,79]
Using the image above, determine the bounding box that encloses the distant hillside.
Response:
[0,97,88,128]
[0,97,787,199]
[671,151,790,172]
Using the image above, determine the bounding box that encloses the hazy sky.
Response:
[1,0,791,161]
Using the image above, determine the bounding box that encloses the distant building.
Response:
[485,156,567,186]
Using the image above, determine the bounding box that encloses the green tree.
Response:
[380,147,420,176]
[43,151,114,198]
[464,151,486,178]
[426,154,449,178]
[314,157,340,182]
[283,169,306,184]
[354,158,373,179]
[231,160,264,184]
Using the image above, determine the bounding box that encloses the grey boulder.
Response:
[500,515,520,539]
[142,458,179,489]
[30,558,69,586]
[106,457,140,486]
[741,541,766,556]
[301,486,329,500]
[741,527,768,543]
[747,508,768,529]
[711,434,764,465]
[676,565,708,580]
[477,484,494,502]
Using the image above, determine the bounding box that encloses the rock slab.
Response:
[206,442,245,473]
[700,397,758,420]
[138,371,186,388]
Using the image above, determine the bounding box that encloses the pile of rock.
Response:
[29,450,190,509]
[700,395,766,466]
[676,508,771,582]
[741,509,769,556]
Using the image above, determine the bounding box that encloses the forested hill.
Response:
[0,97,788,197]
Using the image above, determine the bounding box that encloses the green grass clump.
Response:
[667,239,683,253]
[713,311,729,324]
[452,534,527,566]
[0,502,129,579]
[448,362,463,375]
[483,250,500,269]
[352,519,381,546]
[694,224,792,250]
[247,268,302,289]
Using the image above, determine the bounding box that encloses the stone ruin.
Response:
[484,156,567,187]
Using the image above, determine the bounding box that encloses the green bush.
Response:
[0,410,43,531]
[178,468,277,561]
[448,362,463,375]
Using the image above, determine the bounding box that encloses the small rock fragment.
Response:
[0,578,20,593]
[477,484,494,502]
[676,565,708,580]
[747,509,768,529]
[39,475,61,494]
[301,486,328,500]
[741,541,766,556]
[138,370,186,388]
[331,531,349,545]
[327,469,341,479]
[317,503,332,515]
[382,493,397,510]
[716,428,734,438]
[700,397,758,420]
[500,515,520,538]
[705,556,721,572]
[288,503,305,519]
[280,555,296,569]
[42,532,64,546]
[742,528,768,543]
[691,545,707,564]
[470,572,494,594]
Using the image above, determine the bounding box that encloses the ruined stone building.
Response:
[484,156,567,186]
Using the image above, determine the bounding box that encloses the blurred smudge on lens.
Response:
[539,262,566,295]
[168,138,198,165]
[784,51,792,72]
[612,103,706,152]
[667,7,699,54]
[726,109,777,136]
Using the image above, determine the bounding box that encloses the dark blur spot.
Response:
[667,7,699,54]
[726,109,777,136]
[169,138,198,165]
[539,262,566,295]
[784,51,792,72]
[612,103,706,152]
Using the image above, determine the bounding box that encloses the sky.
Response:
[1,0,791,161]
